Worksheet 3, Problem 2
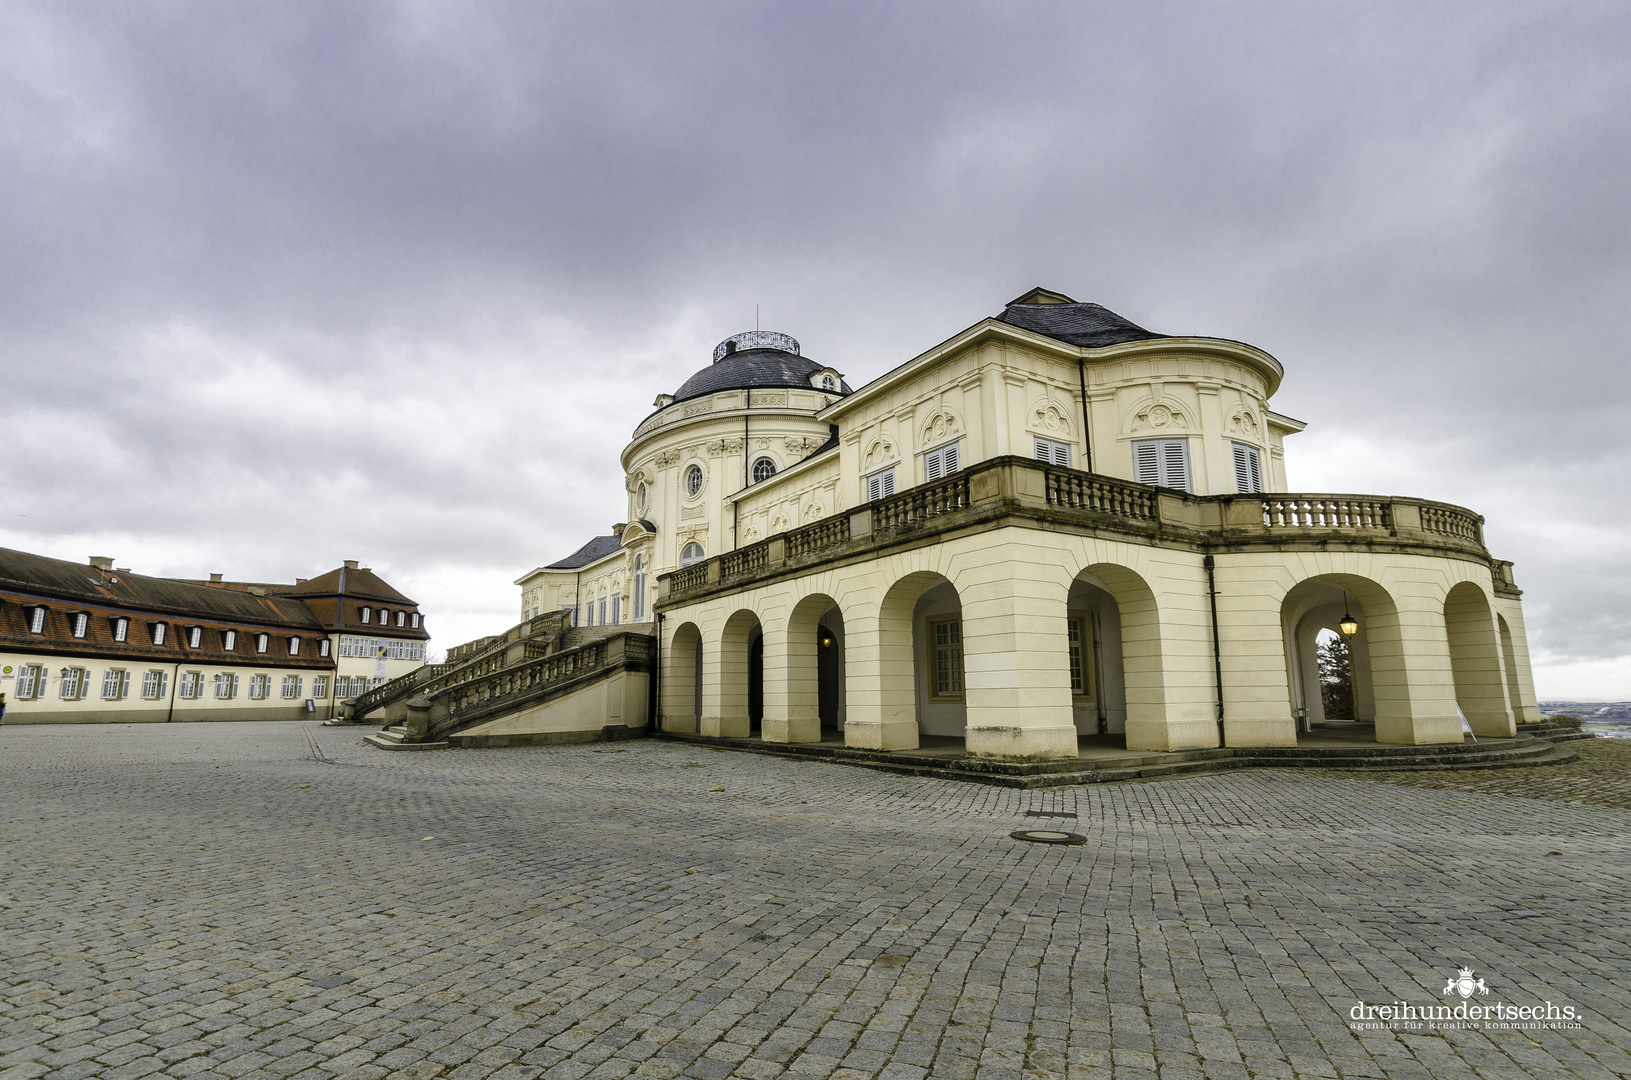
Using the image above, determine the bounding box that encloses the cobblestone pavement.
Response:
[1305,736,1631,810]
[2,723,1628,1080]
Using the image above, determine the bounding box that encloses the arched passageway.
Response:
[1446,582,1513,736]
[704,609,761,738]
[663,622,703,733]
[1067,563,1163,747]
[763,593,846,743]
[869,572,964,749]
[1281,575,1411,742]
[1498,614,1525,723]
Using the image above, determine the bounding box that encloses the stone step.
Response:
[363,732,447,751]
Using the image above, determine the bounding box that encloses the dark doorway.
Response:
[818,623,840,730]
[748,629,764,731]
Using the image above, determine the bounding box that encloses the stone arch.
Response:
[763,591,846,744]
[866,570,963,749]
[703,608,761,738]
[1497,613,1525,725]
[1069,563,1162,744]
[1281,574,1406,740]
[663,621,703,734]
[1446,581,1513,736]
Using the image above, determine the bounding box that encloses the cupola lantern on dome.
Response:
[713,330,800,363]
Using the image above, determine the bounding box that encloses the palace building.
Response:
[0,551,428,723]
[371,288,1541,759]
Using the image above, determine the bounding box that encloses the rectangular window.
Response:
[866,466,897,502]
[1068,617,1095,697]
[924,441,961,481]
[318,638,331,657]
[150,622,167,645]
[287,636,301,656]
[59,668,83,700]
[410,613,420,629]
[360,607,371,624]
[254,634,269,654]
[141,670,167,700]
[179,671,200,699]
[71,613,88,639]
[1232,442,1264,494]
[16,664,41,699]
[312,675,329,699]
[213,673,239,699]
[1033,436,1071,468]
[28,606,45,634]
[248,674,270,700]
[112,618,129,642]
[931,618,964,698]
[222,630,237,651]
[599,598,608,625]
[101,669,127,700]
[187,626,202,649]
[281,675,301,699]
[611,595,621,624]
[395,611,405,627]
[1132,438,1192,492]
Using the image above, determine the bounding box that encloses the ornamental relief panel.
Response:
[653,450,680,469]
[749,391,787,406]
[682,400,713,417]
[1228,407,1260,438]
[802,500,824,522]
[863,436,898,470]
[771,513,789,534]
[706,438,743,457]
[1027,399,1073,437]
[919,407,964,447]
[1127,399,1191,433]
[740,523,760,543]
[680,505,707,520]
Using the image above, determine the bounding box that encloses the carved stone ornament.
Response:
[706,438,743,457]
[771,513,789,534]
[803,501,823,521]
[784,437,811,457]
[1228,408,1260,437]
[1029,401,1072,436]
[653,450,681,468]
[749,391,788,407]
[682,400,713,417]
[740,524,760,543]
[920,409,963,446]
[863,437,897,470]
[681,505,706,520]
[1132,402,1188,432]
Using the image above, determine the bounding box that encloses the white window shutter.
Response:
[1249,448,1262,492]
[1053,441,1070,467]
[1161,440,1190,491]
[945,442,959,473]
[1233,443,1251,492]
[121,671,130,698]
[925,450,943,482]
[1134,441,1160,485]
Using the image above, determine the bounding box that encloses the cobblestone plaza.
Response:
[2,723,1627,1080]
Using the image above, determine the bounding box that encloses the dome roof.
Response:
[672,331,851,403]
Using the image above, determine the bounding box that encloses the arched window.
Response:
[822,374,836,390]
[680,542,705,567]
[752,457,776,483]
[684,465,704,497]
[633,556,645,621]
[636,481,648,513]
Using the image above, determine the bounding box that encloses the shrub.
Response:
[1550,713,1584,730]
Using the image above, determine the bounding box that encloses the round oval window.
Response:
[636,481,648,512]
[752,457,776,483]
[685,465,703,497]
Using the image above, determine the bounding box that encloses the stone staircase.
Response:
[661,730,1583,790]
[364,725,448,751]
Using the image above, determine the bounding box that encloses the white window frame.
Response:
[1232,442,1264,494]
[318,638,331,658]
[187,626,202,649]
[923,441,961,482]
[1132,438,1192,493]
[287,636,301,656]
[679,542,706,568]
[150,622,167,646]
[410,613,420,629]
[141,670,167,700]
[112,617,129,642]
[599,597,608,625]
[254,633,269,654]
[281,675,301,699]
[28,606,45,634]
[312,675,329,699]
[633,556,645,622]
[248,674,270,700]
[222,629,237,651]
[16,664,42,699]
[101,668,128,700]
[360,607,371,624]
[179,671,200,699]
[865,466,897,502]
[214,673,239,700]
[395,610,405,627]
[1033,436,1071,468]
[752,457,777,484]
[59,668,84,700]
[684,464,704,498]
[71,612,88,639]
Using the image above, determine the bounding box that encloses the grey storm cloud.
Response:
[2,1,1628,690]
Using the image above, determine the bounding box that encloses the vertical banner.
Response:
[375,644,389,680]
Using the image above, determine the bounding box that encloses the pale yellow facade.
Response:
[520,293,1540,760]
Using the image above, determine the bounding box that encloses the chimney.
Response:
[344,560,359,571]
[209,573,223,583]
[295,578,308,585]
[248,585,266,596]
[115,568,130,574]
[89,556,113,571]
[612,523,627,538]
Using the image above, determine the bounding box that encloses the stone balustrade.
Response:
[657,454,1491,605]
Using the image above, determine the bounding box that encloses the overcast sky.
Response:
[3,1,1627,697]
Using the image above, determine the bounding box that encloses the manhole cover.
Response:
[1009,829,1087,845]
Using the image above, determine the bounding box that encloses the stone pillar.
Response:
[700,621,751,738]
[842,606,919,750]
[660,625,698,733]
[957,559,1078,760]
[762,623,820,743]
[1210,558,1299,747]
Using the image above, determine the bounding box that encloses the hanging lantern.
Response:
[1339,610,1359,637]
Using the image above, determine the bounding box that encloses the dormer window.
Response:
[187,626,202,649]
[823,374,836,390]
[395,610,405,627]
[111,617,129,642]
[288,636,301,656]
[410,613,420,629]
[149,622,167,646]
[27,607,45,634]
[222,629,237,651]
[360,607,371,624]
[254,633,269,654]
[318,639,331,658]
[71,612,89,639]
[378,608,389,625]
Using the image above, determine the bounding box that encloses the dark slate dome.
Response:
[672,330,852,403]
[997,288,1166,349]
